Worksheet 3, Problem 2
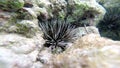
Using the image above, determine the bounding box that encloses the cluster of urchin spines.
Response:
[38,17,75,53]
[97,6,120,40]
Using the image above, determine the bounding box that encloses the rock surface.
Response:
[0,0,115,68]
[72,26,100,39]
[97,0,120,8]
[0,0,24,11]
[0,0,44,67]
[0,33,44,68]
[67,0,106,25]
[43,34,120,68]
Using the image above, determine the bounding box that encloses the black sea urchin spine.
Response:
[38,18,74,52]
[97,6,120,40]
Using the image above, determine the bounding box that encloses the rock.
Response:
[0,33,44,54]
[15,8,35,20]
[30,0,106,25]
[15,20,38,37]
[0,0,45,68]
[72,26,100,39]
[22,7,37,19]
[0,47,33,68]
[0,0,114,68]
[36,48,53,64]
[34,0,51,7]
[97,0,120,8]
[66,0,106,25]
[88,45,120,68]
[44,34,120,68]
[31,62,43,68]
[0,1,45,67]
[0,0,24,11]
[72,34,120,49]
[0,19,40,38]
[0,33,44,68]
[0,0,106,26]
[23,1,33,8]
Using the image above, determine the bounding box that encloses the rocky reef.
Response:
[0,0,120,68]
[97,0,120,8]
[96,0,120,40]
[44,34,120,68]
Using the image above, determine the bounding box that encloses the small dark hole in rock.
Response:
[24,3,33,8]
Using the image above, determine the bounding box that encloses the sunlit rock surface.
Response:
[72,26,100,39]
[97,0,120,8]
[43,34,120,68]
[24,0,106,24]
[0,0,24,11]
[0,0,116,68]
[0,0,44,67]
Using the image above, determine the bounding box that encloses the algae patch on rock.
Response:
[0,0,24,11]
